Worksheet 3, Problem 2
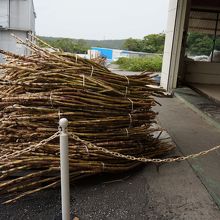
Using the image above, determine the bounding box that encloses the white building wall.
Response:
[161,0,178,90]
[0,30,28,62]
[0,0,35,31]
[29,0,36,32]
[0,0,35,63]
[185,61,220,85]
[161,0,187,91]
[112,49,122,61]
[10,0,35,31]
[0,0,9,28]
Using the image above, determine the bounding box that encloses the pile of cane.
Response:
[91,56,107,66]
[0,36,175,204]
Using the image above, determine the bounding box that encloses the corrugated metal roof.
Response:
[188,10,220,35]
[192,0,220,8]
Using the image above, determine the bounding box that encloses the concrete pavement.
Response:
[155,96,220,210]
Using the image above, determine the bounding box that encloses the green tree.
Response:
[123,38,142,51]
[39,37,88,54]
[213,36,220,51]
[186,32,213,56]
[142,33,165,53]
[122,34,165,53]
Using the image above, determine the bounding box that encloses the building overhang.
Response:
[192,0,220,9]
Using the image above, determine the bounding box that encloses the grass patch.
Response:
[115,56,162,72]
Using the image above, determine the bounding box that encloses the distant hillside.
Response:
[39,36,125,50]
[86,39,125,49]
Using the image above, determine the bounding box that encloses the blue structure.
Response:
[91,47,113,60]
[90,47,158,62]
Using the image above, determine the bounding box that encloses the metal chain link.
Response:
[70,132,220,163]
[0,131,60,161]
[1,130,219,164]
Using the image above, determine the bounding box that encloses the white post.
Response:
[59,118,70,220]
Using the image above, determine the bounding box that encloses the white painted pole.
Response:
[59,118,70,220]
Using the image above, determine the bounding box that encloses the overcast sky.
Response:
[33,0,169,40]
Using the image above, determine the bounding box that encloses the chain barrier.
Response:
[70,132,220,163]
[0,131,60,161]
[1,130,220,164]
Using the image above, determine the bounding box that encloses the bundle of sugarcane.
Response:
[0,36,175,204]
[91,56,107,66]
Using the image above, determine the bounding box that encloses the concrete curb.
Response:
[174,92,220,131]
